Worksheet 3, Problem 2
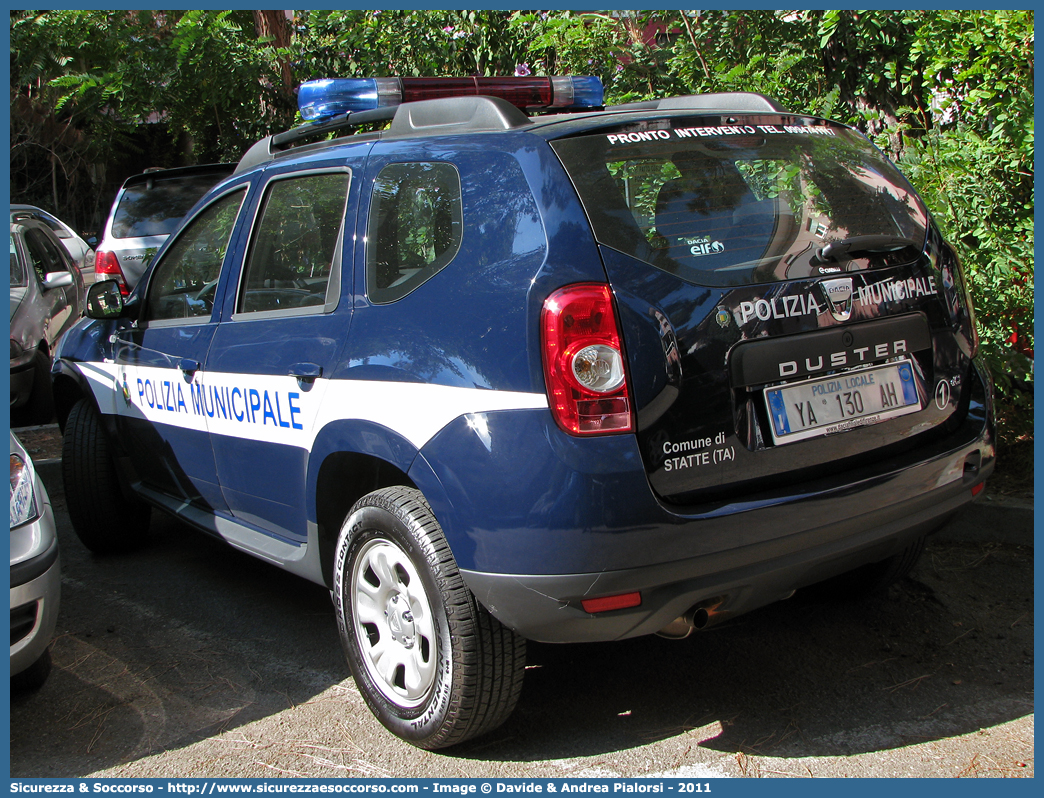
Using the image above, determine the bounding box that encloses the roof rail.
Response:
[608,92,788,114]
[386,95,531,138]
[235,106,397,175]
[235,95,532,174]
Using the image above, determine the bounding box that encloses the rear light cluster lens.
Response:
[298,76,604,120]
[541,283,633,436]
[94,251,129,295]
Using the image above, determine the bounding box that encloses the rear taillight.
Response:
[541,283,633,436]
[95,250,129,296]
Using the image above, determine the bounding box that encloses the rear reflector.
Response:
[971,482,985,497]
[581,592,642,614]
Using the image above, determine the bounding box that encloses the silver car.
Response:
[10,431,61,691]
[10,204,96,284]
[10,217,86,423]
[94,163,235,292]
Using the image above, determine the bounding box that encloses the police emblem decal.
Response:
[819,277,854,322]
[120,371,131,404]
[715,307,731,328]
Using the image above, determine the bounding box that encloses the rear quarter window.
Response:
[365,162,463,304]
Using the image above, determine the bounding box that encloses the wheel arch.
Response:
[309,419,435,588]
[52,359,96,432]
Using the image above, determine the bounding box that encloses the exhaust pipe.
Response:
[655,597,726,639]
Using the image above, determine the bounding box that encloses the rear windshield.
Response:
[551,118,928,287]
[111,173,229,239]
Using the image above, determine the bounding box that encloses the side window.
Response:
[23,229,62,283]
[238,171,349,315]
[145,188,246,323]
[11,236,27,287]
[366,162,462,304]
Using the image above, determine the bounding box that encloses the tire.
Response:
[25,350,55,425]
[62,398,151,553]
[333,486,526,750]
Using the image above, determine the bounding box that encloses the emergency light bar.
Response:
[298,75,604,121]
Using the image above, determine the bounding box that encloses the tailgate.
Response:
[551,113,977,504]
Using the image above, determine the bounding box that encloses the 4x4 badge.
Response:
[819,277,854,322]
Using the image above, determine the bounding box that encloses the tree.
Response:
[10,10,298,231]
[293,10,529,81]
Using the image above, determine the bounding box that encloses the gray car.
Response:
[10,430,61,691]
[94,163,235,292]
[10,217,86,422]
[10,204,96,284]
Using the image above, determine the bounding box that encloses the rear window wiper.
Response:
[816,235,921,262]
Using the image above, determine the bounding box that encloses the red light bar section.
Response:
[581,592,642,614]
[401,77,554,108]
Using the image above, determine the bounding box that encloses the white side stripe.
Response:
[79,363,548,451]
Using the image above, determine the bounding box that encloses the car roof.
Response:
[11,204,58,220]
[11,217,51,234]
[120,163,237,190]
[10,216,74,250]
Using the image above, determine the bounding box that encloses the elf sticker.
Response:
[686,236,725,257]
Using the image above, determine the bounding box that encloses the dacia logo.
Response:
[819,277,854,322]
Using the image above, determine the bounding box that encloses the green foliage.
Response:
[10,9,297,230]
[294,10,528,81]
[511,12,628,90]
[887,11,1034,402]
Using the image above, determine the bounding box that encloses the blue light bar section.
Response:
[299,78,393,120]
[563,76,604,109]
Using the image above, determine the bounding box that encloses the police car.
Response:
[53,75,994,749]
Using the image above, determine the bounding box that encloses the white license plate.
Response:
[765,361,921,445]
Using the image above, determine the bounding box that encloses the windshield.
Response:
[10,234,27,288]
[111,174,228,239]
[552,117,928,287]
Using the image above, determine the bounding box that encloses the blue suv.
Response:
[53,76,994,749]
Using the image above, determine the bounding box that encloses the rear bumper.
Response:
[462,457,985,643]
